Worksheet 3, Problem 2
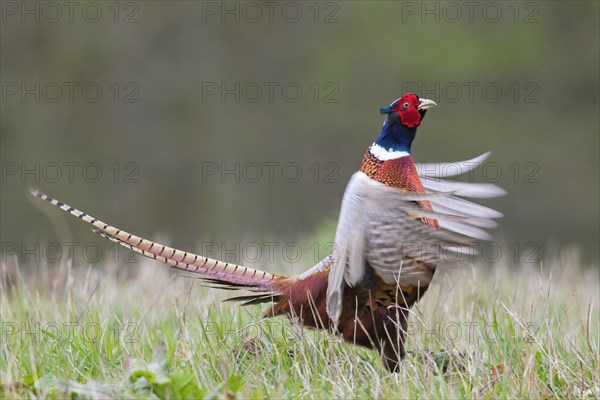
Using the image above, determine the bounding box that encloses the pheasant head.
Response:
[373,93,437,158]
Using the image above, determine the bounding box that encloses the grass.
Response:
[1,242,598,399]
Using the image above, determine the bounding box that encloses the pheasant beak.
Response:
[417,98,437,110]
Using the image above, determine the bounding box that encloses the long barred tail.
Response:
[31,190,288,295]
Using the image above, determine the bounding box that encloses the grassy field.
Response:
[1,243,598,399]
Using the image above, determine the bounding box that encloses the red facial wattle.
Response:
[394,95,422,128]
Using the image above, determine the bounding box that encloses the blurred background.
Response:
[1,1,599,267]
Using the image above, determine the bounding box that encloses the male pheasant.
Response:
[32,93,504,371]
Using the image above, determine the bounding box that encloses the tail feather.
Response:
[31,190,287,293]
[223,293,282,306]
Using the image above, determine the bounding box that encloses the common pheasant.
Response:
[32,93,504,371]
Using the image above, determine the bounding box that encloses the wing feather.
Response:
[415,152,491,178]
[327,159,504,322]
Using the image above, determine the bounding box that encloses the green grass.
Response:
[1,246,598,399]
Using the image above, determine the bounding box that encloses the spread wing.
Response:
[327,153,505,322]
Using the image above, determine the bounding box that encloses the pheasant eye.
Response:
[402,102,410,108]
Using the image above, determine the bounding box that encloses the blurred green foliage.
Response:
[1,1,598,261]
